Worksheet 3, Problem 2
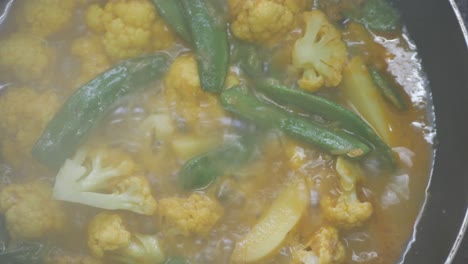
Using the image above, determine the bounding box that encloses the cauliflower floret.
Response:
[71,36,111,87]
[0,181,65,239]
[292,226,345,264]
[85,0,174,60]
[53,146,157,215]
[164,54,229,133]
[229,0,307,45]
[16,0,79,37]
[88,212,165,263]
[321,157,373,229]
[0,87,60,168]
[158,193,224,236]
[292,10,348,92]
[0,33,55,82]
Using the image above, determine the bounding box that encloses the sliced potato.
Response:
[231,178,309,263]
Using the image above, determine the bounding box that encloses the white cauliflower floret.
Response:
[53,146,157,215]
[71,36,111,88]
[85,0,174,60]
[16,0,80,37]
[0,33,55,82]
[0,87,60,169]
[158,193,224,236]
[292,226,345,264]
[292,10,348,92]
[229,0,307,45]
[0,181,65,239]
[321,157,373,229]
[164,54,230,133]
[87,212,165,263]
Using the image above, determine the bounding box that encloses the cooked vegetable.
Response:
[158,193,224,236]
[180,0,229,93]
[179,135,256,190]
[85,0,174,60]
[221,86,371,158]
[341,56,393,145]
[231,40,264,78]
[321,157,373,229]
[231,178,309,263]
[0,182,65,240]
[257,80,395,167]
[52,146,157,215]
[88,212,165,264]
[33,53,170,170]
[0,242,48,264]
[351,0,401,32]
[228,0,307,45]
[369,66,408,110]
[165,257,189,264]
[151,0,191,43]
[291,226,345,264]
[292,10,348,92]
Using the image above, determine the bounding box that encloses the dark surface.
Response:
[455,0,468,23]
[394,0,468,263]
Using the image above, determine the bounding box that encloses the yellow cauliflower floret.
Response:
[0,181,65,239]
[229,0,307,45]
[321,157,373,229]
[17,0,79,37]
[292,10,348,92]
[158,193,224,236]
[85,0,174,60]
[164,54,228,133]
[292,226,345,264]
[0,33,55,82]
[71,36,111,87]
[0,87,60,168]
[88,212,131,258]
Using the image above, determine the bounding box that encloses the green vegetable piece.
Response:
[165,256,190,264]
[33,53,171,170]
[180,0,229,93]
[351,0,401,32]
[221,86,371,158]
[179,135,256,190]
[256,80,395,168]
[151,0,191,43]
[232,40,264,78]
[369,67,407,110]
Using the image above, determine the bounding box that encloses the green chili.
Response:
[369,66,407,110]
[151,0,191,43]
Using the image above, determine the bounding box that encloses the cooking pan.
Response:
[0,0,466,263]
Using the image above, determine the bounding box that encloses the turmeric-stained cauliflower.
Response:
[71,36,111,87]
[321,157,373,229]
[0,181,65,239]
[0,87,60,168]
[229,0,307,45]
[164,54,227,132]
[158,193,224,236]
[85,0,174,60]
[292,226,346,264]
[16,0,79,37]
[0,33,55,82]
[292,10,348,92]
[87,212,165,263]
[53,146,157,215]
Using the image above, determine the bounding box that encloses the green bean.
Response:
[256,80,395,168]
[32,53,171,170]
[180,0,229,93]
[179,135,256,190]
[369,66,407,110]
[221,86,371,158]
[151,0,191,43]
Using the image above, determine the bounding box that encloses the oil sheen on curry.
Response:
[0,0,434,263]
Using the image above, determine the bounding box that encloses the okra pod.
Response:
[231,40,264,78]
[151,0,191,43]
[33,53,171,170]
[256,80,395,167]
[221,87,371,158]
[369,66,407,110]
[180,0,229,93]
[179,135,256,190]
